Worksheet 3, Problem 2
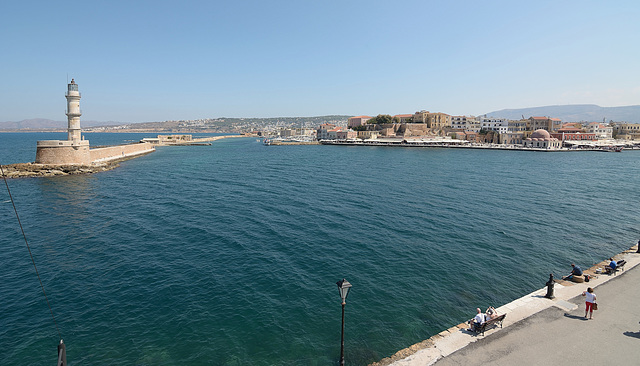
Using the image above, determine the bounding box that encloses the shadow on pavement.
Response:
[563,313,588,321]
[623,331,640,339]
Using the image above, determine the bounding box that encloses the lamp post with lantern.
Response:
[336,278,352,366]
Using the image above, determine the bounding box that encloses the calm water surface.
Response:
[1,133,639,365]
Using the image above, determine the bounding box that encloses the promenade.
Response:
[373,245,640,366]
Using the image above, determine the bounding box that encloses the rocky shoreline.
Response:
[1,162,119,179]
[0,152,154,179]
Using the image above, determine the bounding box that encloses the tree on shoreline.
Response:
[367,114,393,124]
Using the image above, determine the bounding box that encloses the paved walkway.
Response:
[377,247,640,366]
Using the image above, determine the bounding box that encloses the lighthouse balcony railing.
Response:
[65,92,81,97]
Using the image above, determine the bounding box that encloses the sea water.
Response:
[1,133,639,365]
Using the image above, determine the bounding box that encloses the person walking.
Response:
[582,287,597,319]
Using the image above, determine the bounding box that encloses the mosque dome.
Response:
[531,129,551,140]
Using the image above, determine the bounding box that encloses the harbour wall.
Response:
[35,140,155,165]
[90,142,155,163]
[35,141,91,165]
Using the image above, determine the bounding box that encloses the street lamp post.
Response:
[336,279,352,366]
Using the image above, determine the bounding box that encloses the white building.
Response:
[479,117,509,134]
[586,123,613,139]
[450,116,480,132]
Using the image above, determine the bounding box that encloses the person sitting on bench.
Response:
[605,258,617,274]
[468,308,486,332]
[485,306,499,320]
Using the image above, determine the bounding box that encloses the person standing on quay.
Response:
[582,287,597,319]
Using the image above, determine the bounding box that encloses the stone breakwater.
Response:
[1,151,152,179]
[190,134,248,143]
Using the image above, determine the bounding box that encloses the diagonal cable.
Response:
[0,164,62,340]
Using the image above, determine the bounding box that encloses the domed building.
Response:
[524,129,561,149]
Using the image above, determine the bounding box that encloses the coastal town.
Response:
[262,112,640,150]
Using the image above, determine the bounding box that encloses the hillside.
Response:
[0,116,351,132]
[484,104,640,123]
[0,119,126,130]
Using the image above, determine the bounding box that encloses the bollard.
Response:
[637,240,640,254]
[544,273,555,299]
[57,339,66,366]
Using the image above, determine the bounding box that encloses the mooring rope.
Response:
[0,164,62,340]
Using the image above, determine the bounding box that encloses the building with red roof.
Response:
[347,116,372,128]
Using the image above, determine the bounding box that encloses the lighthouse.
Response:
[66,78,82,142]
[35,79,154,166]
[35,78,91,165]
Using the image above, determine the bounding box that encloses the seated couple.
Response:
[468,307,499,332]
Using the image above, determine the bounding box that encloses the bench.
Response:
[605,260,627,275]
[474,314,506,336]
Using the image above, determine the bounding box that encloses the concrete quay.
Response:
[187,134,247,144]
[322,140,640,152]
[371,245,640,366]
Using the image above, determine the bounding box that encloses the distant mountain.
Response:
[0,118,65,130]
[484,104,640,123]
[0,115,351,132]
[0,119,124,130]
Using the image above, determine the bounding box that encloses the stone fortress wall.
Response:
[90,143,155,163]
[35,141,91,165]
[35,142,155,165]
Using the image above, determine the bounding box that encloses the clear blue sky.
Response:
[1,0,639,123]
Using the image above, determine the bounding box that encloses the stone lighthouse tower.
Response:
[66,79,82,142]
[35,79,90,165]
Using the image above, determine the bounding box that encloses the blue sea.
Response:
[1,132,639,365]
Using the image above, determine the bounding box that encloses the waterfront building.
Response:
[357,130,379,140]
[336,129,357,140]
[393,114,414,123]
[500,132,524,145]
[586,123,612,139]
[508,119,527,133]
[479,117,509,134]
[299,128,316,137]
[551,127,597,142]
[527,116,561,132]
[523,129,562,149]
[280,128,297,137]
[316,123,336,140]
[497,119,527,145]
[413,110,430,123]
[451,116,480,132]
[327,126,345,140]
[347,116,371,128]
[426,112,451,129]
[612,123,640,140]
